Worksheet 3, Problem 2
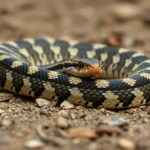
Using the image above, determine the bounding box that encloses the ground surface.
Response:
[0,0,150,150]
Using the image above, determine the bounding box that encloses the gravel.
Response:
[0,0,150,150]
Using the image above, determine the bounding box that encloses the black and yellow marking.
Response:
[0,37,150,109]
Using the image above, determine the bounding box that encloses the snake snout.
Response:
[61,58,103,79]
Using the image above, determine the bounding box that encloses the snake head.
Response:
[47,57,103,79]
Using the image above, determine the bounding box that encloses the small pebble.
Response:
[106,32,123,47]
[85,115,93,121]
[72,138,81,144]
[37,125,65,147]
[58,110,71,119]
[60,100,75,109]
[1,118,14,127]
[35,98,50,108]
[139,113,144,118]
[75,106,84,110]
[70,112,77,119]
[125,108,137,114]
[0,136,10,144]
[0,109,5,114]
[56,129,68,138]
[147,109,150,115]
[139,105,146,109]
[103,116,128,127]
[100,108,115,115]
[112,3,141,20]
[88,143,98,150]
[142,118,149,123]
[119,138,135,149]
[40,109,50,116]
[56,117,70,129]
[123,36,137,47]
[24,139,44,149]
[79,112,86,118]
[68,127,97,139]
[0,92,14,102]
[96,125,123,135]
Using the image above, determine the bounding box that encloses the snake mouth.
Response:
[61,64,103,79]
[43,57,132,79]
[44,57,104,79]
[79,65,103,79]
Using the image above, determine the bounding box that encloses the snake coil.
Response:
[0,37,150,109]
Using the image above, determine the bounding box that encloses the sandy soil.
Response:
[0,0,150,150]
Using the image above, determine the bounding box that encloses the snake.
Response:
[0,37,150,109]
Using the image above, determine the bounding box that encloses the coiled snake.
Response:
[0,37,150,109]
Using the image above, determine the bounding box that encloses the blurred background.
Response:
[0,1,150,149]
[0,0,149,55]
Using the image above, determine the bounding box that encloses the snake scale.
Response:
[0,37,150,109]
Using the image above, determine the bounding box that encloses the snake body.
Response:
[0,37,150,109]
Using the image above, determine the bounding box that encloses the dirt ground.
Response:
[0,0,150,150]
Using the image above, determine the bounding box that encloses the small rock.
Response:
[79,112,86,118]
[58,110,68,116]
[0,109,5,114]
[147,109,150,115]
[106,32,124,47]
[35,98,50,108]
[85,115,93,121]
[0,136,10,144]
[40,109,50,116]
[96,125,123,135]
[72,138,81,144]
[88,143,98,150]
[139,113,144,118]
[142,118,149,123]
[56,117,70,129]
[123,37,137,47]
[70,112,77,119]
[60,100,75,109]
[24,139,44,149]
[37,125,65,147]
[0,92,14,102]
[139,105,146,109]
[93,111,100,117]
[56,129,68,138]
[100,108,115,115]
[103,116,128,127]
[118,138,135,149]
[61,35,73,41]
[112,3,141,20]
[58,110,71,119]
[75,106,84,110]
[125,108,137,114]
[1,118,14,127]
[68,127,97,139]
[22,106,31,111]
